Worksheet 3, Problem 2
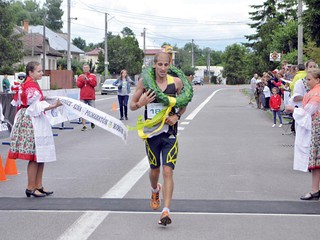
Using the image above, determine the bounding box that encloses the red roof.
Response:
[86,48,104,56]
[144,49,163,55]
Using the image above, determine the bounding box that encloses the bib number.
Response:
[147,103,165,119]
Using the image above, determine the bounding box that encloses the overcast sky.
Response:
[41,0,265,51]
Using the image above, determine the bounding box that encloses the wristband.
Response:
[176,112,181,120]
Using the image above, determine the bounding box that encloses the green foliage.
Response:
[222,44,248,85]
[174,42,223,76]
[281,50,299,65]
[0,0,24,74]
[72,37,86,51]
[96,50,105,74]
[16,63,26,72]
[304,41,320,64]
[10,0,43,26]
[121,27,135,37]
[270,20,298,54]
[108,30,144,75]
[245,0,299,74]
[44,0,63,32]
[57,58,83,75]
[10,0,63,31]
[303,0,320,47]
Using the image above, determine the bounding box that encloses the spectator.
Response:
[290,64,307,95]
[2,74,10,93]
[113,69,135,120]
[263,79,271,109]
[249,73,258,104]
[270,87,283,127]
[289,60,318,134]
[286,69,320,200]
[76,63,97,131]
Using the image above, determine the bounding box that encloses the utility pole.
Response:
[207,50,211,84]
[42,11,46,71]
[31,30,34,57]
[191,39,194,68]
[104,13,108,79]
[297,0,303,64]
[142,28,146,66]
[67,0,71,70]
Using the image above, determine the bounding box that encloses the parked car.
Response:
[192,76,204,85]
[101,79,117,95]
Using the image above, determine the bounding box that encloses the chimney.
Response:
[23,19,29,33]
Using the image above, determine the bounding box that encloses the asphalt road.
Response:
[0,84,318,240]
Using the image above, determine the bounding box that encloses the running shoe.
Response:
[91,123,95,129]
[150,183,161,210]
[158,211,172,226]
[81,125,87,131]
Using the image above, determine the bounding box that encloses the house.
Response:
[22,32,63,70]
[80,48,104,70]
[144,45,177,67]
[20,20,84,70]
[194,66,225,84]
[28,25,84,60]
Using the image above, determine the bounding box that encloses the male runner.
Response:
[130,52,186,226]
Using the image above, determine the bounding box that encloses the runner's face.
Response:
[154,54,170,78]
[29,65,43,81]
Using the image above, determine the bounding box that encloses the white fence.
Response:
[0,74,50,92]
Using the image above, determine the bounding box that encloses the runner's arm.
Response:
[129,78,156,111]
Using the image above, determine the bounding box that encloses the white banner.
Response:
[47,96,128,143]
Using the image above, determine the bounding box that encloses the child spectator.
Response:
[263,81,271,109]
[283,81,291,106]
[270,87,283,128]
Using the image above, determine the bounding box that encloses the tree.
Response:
[72,37,86,51]
[303,0,320,47]
[244,0,298,74]
[44,0,63,32]
[107,28,144,75]
[11,0,43,26]
[222,44,248,85]
[121,27,135,37]
[96,50,105,74]
[0,0,24,74]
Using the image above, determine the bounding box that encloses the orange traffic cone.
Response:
[0,155,7,181]
[5,154,18,176]
[112,101,117,111]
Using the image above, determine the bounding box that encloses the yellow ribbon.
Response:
[128,96,176,139]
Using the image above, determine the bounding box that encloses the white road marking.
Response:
[57,159,149,240]
[186,88,225,121]
[57,88,225,240]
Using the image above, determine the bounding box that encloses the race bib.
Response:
[147,103,165,119]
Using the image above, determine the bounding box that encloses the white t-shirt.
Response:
[263,86,271,98]
[291,79,307,108]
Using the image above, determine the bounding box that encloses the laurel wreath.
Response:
[141,66,193,108]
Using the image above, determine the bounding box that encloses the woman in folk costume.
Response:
[288,68,320,200]
[8,61,62,198]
